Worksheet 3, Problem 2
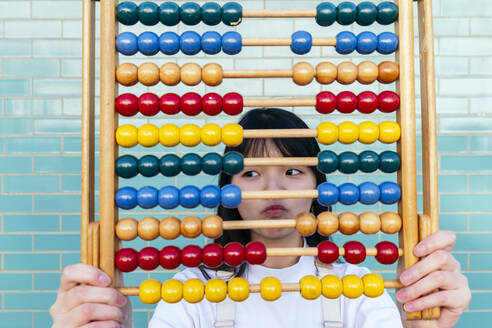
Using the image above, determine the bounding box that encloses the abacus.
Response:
[81,0,439,323]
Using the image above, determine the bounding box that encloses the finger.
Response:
[402,289,470,315]
[82,321,122,328]
[413,230,456,257]
[58,285,126,314]
[60,264,112,292]
[66,303,126,326]
[399,250,460,285]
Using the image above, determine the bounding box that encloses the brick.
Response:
[5,98,62,115]
[470,175,492,192]
[470,136,492,152]
[0,40,31,57]
[0,195,32,212]
[442,0,492,16]
[5,20,61,38]
[469,293,492,310]
[0,79,31,96]
[0,313,31,328]
[440,117,492,134]
[453,233,492,251]
[33,40,81,58]
[34,118,81,134]
[0,156,32,173]
[4,175,60,193]
[439,214,467,231]
[4,253,59,271]
[6,137,61,154]
[441,155,492,172]
[471,18,492,36]
[32,1,81,19]
[0,2,30,18]
[440,78,492,96]
[3,59,59,77]
[0,273,32,290]
[34,156,81,173]
[33,79,82,97]
[435,18,469,36]
[470,214,492,231]
[4,292,57,310]
[34,194,81,212]
[470,254,492,270]
[437,136,468,153]
[0,234,32,251]
[441,194,492,212]
[0,118,32,135]
[4,214,59,232]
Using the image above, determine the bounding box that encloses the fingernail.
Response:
[399,272,410,285]
[414,244,425,256]
[98,273,111,285]
[396,289,407,302]
[404,303,415,312]
[118,294,127,306]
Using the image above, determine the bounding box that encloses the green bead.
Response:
[117,2,138,25]
[317,150,339,174]
[316,2,337,27]
[116,155,138,178]
[201,2,222,26]
[338,151,359,174]
[159,2,180,26]
[377,2,398,25]
[222,2,242,26]
[223,151,244,175]
[202,152,222,175]
[359,150,380,173]
[181,153,202,176]
[138,2,160,26]
[336,2,357,25]
[160,154,181,177]
[356,2,377,26]
[138,155,160,177]
[180,2,201,26]
[379,151,400,173]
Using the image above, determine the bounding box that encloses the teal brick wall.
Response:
[0,0,490,327]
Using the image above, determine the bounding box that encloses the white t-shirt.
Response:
[149,255,403,328]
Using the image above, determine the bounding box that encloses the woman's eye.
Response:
[243,171,259,178]
[286,168,302,176]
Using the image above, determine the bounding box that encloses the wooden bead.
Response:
[339,212,359,235]
[295,212,317,236]
[116,63,138,86]
[357,61,378,84]
[292,62,315,86]
[378,61,399,83]
[181,216,202,238]
[116,217,138,241]
[315,62,337,84]
[138,216,160,241]
[337,62,357,84]
[317,211,338,236]
[380,211,402,234]
[160,62,180,86]
[202,63,223,86]
[359,211,381,234]
[202,215,223,239]
[181,63,202,86]
[138,62,160,86]
[160,216,181,239]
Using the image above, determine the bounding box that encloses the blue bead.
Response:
[317,182,339,206]
[138,31,159,56]
[222,31,242,55]
[201,31,222,55]
[180,31,201,55]
[379,181,401,204]
[159,31,180,55]
[356,31,378,54]
[158,186,179,209]
[179,185,201,208]
[338,183,359,205]
[221,184,242,208]
[116,32,138,56]
[335,31,357,55]
[377,32,399,54]
[115,186,137,210]
[291,30,312,55]
[358,182,380,205]
[200,185,221,208]
[137,186,158,209]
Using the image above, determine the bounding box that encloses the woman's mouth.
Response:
[264,204,287,217]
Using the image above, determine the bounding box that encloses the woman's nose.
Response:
[263,172,285,191]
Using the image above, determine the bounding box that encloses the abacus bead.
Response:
[181,92,201,116]
[160,216,181,240]
[138,246,160,270]
[201,123,222,146]
[138,93,159,116]
[183,279,205,303]
[339,212,359,235]
[375,241,399,264]
[343,241,366,264]
[117,2,138,25]
[377,1,399,25]
[337,62,358,85]
[162,279,183,303]
[295,212,317,236]
[315,62,337,84]
[228,277,249,301]
[202,93,222,116]
[180,2,201,26]
[138,123,159,147]
[116,186,137,209]
[181,153,201,176]
[317,122,338,145]
[139,280,161,304]
[321,275,343,299]
[201,2,222,26]
[159,32,180,57]
[356,32,377,55]
[378,91,399,113]
[318,241,339,264]
[293,62,315,86]
[316,91,337,114]
[245,241,267,265]
[116,63,138,86]
[138,31,159,56]
[181,245,202,268]
[223,92,244,115]
[356,2,377,26]
[379,121,401,143]
[138,155,159,177]
[378,61,399,83]
[357,61,378,84]
[222,2,243,26]
[316,2,337,27]
[224,242,245,267]
[343,275,364,298]
[116,155,138,178]
[338,151,359,174]
[338,182,359,205]
[179,185,201,208]
[317,211,339,236]
[116,217,138,241]
[116,124,138,147]
[337,91,357,114]
[291,31,312,55]
[337,2,357,25]
[159,2,180,26]
[357,91,378,114]
[221,184,242,208]
[180,62,202,86]
[317,182,339,206]
[117,32,138,56]
[160,62,180,86]
[202,152,222,175]
[180,31,201,55]
[358,150,380,173]
[116,248,138,272]
[159,93,180,115]
[201,31,222,55]
[380,212,402,234]
[138,216,160,241]
[338,121,358,144]
[138,2,159,26]
[261,277,282,301]
[200,185,221,208]
[222,123,243,146]
[137,186,158,209]
[138,62,160,86]
[223,151,244,175]
[222,31,242,55]
[363,274,384,298]
[181,216,202,238]
[158,185,180,209]
[379,182,401,204]
[358,121,379,144]
[206,279,227,303]
[300,276,322,300]
[379,150,401,173]
[202,63,223,86]
[202,243,224,268]
[180,123,201,147]
[317,150,339,174]
[359,211,381,234]
[160,154,181,177]
[377,32,398,54]
[202,215,223,239]
[116,93,138,117]
[359,181,381,205]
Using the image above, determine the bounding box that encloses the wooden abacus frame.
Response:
[82,0,438,324]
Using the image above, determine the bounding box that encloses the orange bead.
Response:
[339,212,359,235]
[181,216,202,238]
[138,216,160,241]
[181,63,202,86]
[359,212,381,234]
[202,215,223,239]
[380,212,402,234]
[202,63,223,86]
[160,216,181,240]
[337,62,357,85]
[315,62,337,84]
[317,211,338,236]
[116,217,138,241]
[116,63,138,86]
[160,62,180,86]
[378,61,399,83]
[292,62,315,86]
[295,212,317,236]
[138,62,160,86]
[357,61,378,84]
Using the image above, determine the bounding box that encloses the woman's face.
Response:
[230,140,317,241]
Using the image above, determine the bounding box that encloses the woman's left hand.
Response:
[396,230,471,327]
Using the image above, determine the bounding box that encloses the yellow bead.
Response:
[338,121,359,144]
[260,277,282,301]
[317,122,338,145]
[222,123,243,147]
[183,278,204,303]
[362,274,384,298]
[228,277,250,302]
[321,275,343,299]
[162,279,183,303]
[342,275,363,299]
[358,121,379,144]
[116,124,138,148]
[138,124,159,147]
[205,278,227,303]
[379,121,401,143]
[159,124,180,147]
[300,275,321,300]
[201,123,222,146]
[180,124,201,147]
[139,280,161,304]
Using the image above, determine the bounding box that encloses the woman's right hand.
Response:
[50,264,133,328]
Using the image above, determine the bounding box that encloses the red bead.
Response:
[138,247,160,270]
[202,243,224,268]
[245,241,267,265]
[181,92,202,116]
[336,91,358,114]
[223,92,243,116]
[115,248,138,272]
[378,91,399,113]
[160,245,181,269]
[315,91,337,114]
[224,242,245,267]
[138,93,160,116]
[181,245,202,267]
[375,241,399,264]
[159,93,181,115]
[116,93,138,116]
[202,93,223,116]
[317,241,339,264]
[343,241,366,264]
[357,91,378,114]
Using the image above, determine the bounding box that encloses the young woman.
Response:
[50,108,470,328]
